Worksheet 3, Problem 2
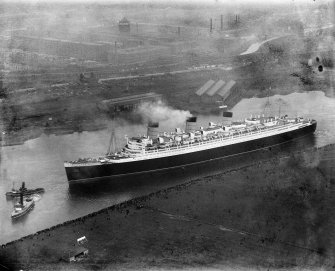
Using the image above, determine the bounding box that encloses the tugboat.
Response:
[6,182,44,197]
[11,192,34,219]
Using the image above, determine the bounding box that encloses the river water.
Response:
[0,91,335,244]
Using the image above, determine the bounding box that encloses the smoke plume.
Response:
[135,100,192,129]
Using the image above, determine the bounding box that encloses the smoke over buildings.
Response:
[136,100,192,129]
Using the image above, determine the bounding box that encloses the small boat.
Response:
[6,182,44,197]
[11,193,34,219]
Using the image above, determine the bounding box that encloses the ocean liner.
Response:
[64,114,316,182]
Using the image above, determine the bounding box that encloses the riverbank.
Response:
[1,144,334,270]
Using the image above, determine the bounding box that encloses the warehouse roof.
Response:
[218,80,236,97]
[206,80,225,96]
[119,17,130,25]
[195,80,215,96]
[102,92,162,105]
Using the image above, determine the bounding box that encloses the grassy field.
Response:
[1,144,334,270]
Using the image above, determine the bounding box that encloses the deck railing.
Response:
[140,122,308,157]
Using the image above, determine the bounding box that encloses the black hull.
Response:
[65,121,317,182]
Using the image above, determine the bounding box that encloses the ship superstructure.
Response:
[64,114,317,182]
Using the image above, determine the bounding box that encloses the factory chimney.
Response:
[210,18,213,33]
[185,116,197,133]
[220,15,223,31]
[147,122,159,138]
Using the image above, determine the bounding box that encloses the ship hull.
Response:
[11,201,35,219]
[65,121,317,182]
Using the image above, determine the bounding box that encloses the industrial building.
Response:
[119,17,131,32]
[98,92,162,113]
[64,247,89,262]
[0,47,78,70]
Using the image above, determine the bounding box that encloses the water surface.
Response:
[0,91,334,244]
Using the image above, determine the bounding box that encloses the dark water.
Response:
[0,91,335,244]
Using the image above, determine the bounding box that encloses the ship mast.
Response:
[276,97,287,118]
[107,114,116,155]
[19,191,23,206]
